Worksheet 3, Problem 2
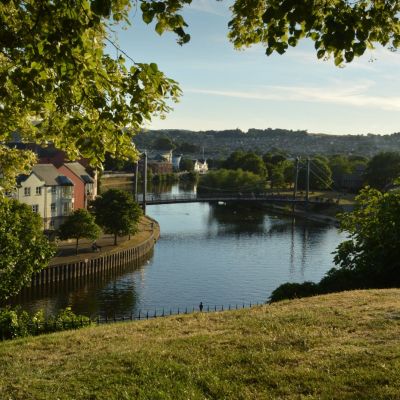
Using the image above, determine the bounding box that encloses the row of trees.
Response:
[198,169,265,194]
[59,189,142,253]
[209,150,400,193]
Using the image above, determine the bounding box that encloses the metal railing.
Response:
[96,301,263,324]
[137,192,335,205]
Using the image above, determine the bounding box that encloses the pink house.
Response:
[58,162,97,209]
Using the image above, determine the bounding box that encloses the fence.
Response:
[96,301,262,324]
[2,301,264,340]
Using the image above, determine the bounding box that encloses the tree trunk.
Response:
[76,237,79,255]
[114,233,117,246]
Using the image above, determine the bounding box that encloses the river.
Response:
[13,184,346,318]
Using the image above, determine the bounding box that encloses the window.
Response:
[24,187,31,196]
[51,186,57,194]
[36,186,42,195]
[31,204,39,213]
[51,203,56,215]
[63,203,71,215]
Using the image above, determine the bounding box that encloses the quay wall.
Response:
[30,218,159,288]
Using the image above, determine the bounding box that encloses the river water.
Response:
[13,184,346,318]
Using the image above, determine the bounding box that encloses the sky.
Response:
[114,0,400,135]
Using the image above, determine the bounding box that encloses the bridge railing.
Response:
[138,192,333,204]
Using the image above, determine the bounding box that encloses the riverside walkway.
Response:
[49,216,159,266]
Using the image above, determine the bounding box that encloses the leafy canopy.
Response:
[58,209,102,254]
[198,169,266,194]
[2,0,397,188]
[270,187,400,302]
[0,198,54,302]
[229,0,400,66]
[91,189,142,244]
[364,152,400,190]
[332,187,400,288]
[0,0,183,188]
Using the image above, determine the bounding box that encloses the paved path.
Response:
[49,216,158,266]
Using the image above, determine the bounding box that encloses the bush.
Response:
[269,282,320,302]
[0,307,91,341]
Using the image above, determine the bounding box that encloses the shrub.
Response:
[0,307,91,341]
[269,282,320,303]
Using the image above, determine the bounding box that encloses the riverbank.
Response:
[1,289,400,399]
[25,216,160,288]
[49,215,159,266]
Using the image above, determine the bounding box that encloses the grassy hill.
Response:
[2,290,400,399]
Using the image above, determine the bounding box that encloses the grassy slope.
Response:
[1,290,400,400]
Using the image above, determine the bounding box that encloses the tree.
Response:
[229,0,400,66]
[364,152,400,190]
[241,153,267,177]
[58,209,102,255]
[91,189,142,245]
[0,0,182,189]
[298,157,332,190]
[175,142,200,153]
[179,158,194,172]
[0,198,54,302]
[152,137,176,151]
[198,169,265,194]
[270,187,400,302]
[328,155,352,188]
[223,151,267,177]
[324,187,400,289]
[2,0,392,189]
[269,164,286,189]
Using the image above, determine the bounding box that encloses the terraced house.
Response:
[15,164,74,230]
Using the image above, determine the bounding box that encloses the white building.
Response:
[15,164,74,230]
[193,159,208,174]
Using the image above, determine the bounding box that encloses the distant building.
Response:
[145,151,173,174]
[193,159,208,174]
[172,154,182,171]
[15,164,74,230]
[58,162,97,209]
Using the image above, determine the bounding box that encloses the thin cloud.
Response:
[187,82,400,111]
[188,0,228,16]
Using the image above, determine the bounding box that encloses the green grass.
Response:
[2,290,400,399]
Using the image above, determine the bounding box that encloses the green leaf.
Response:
[155,22,164,35]
[345,51,354,63]
[317,49,325,59]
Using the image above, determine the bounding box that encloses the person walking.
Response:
[199,302,203,312]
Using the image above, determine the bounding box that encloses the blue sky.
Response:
[115,0,400,135]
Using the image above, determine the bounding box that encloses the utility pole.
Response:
[142,151,147,214]
[134,161,139,202]
[292,157,299,214]
[306,157,310,208]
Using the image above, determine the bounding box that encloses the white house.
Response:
[15,164,74,230]
[193,159,208,174]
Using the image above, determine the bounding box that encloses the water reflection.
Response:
[10,259,147,318]
[11,184,346,317]
[208,203,266,235]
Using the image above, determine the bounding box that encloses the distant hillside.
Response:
[133,128,400,158]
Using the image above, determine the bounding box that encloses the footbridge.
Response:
[137,193,334,206]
